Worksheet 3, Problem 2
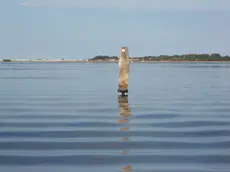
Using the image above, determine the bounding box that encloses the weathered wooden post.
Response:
[118,47,130,96]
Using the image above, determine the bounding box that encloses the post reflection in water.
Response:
[117,95,133,172]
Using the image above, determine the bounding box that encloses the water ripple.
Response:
[0,62,230,171]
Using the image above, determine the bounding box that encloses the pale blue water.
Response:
[0,62,230,172]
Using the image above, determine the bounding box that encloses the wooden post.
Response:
[118,47,130,96]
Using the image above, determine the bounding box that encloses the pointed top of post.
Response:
[121,47,128,53]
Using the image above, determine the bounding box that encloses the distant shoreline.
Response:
[1,53,230,63]
[1,60,230,63]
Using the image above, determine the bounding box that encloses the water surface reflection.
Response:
[118,96,133,172]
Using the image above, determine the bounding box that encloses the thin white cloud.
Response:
[20,0,230,10]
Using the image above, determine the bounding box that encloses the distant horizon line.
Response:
[0,52,230,60]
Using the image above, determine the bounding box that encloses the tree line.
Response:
[91,55,118,60]
[91,53,230,61]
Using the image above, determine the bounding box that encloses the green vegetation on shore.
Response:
[91,55,118,61]
[1,53,230,62]
[91,53,230,61]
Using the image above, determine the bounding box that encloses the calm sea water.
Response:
[0,62,230,172]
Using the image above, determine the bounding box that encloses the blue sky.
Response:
[0,0,230,59]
